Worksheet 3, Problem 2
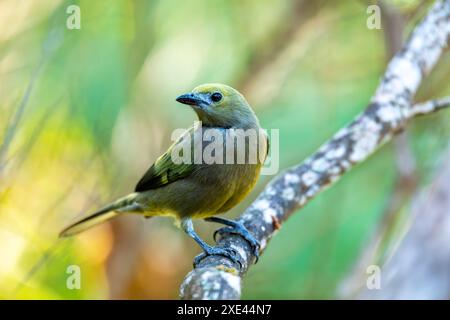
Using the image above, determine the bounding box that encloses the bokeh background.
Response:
[1,0,449,299]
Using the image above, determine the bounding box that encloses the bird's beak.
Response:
[176,93,209,108]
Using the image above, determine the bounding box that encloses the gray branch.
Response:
[407,96,450,117]
[180,0,450,300]
[357,143,450,299]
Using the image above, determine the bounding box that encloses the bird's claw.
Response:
[193,246,243,269]
[213,226,260,263]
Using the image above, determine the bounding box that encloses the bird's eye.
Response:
[211,92,223,103]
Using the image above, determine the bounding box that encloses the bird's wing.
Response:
[135,130,196,192]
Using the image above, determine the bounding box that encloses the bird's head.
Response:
[176,83,258,128]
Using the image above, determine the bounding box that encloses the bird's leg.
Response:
[204,216,260,262]
[181,218,242,268]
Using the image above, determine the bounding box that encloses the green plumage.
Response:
[60,84,268,245]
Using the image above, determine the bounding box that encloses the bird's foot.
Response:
[213,224,260,263]
[193,246,243,269]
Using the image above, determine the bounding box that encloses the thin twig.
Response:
[407,96,450,117]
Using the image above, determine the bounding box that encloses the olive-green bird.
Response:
[60,83,268,266]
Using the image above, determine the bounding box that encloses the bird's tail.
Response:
[59,193,140,238]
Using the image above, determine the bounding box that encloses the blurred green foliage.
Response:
[0,0,448,299]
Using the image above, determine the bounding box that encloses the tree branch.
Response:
[357,143,450,299]
[337,97,449,298]
[180,0,450,300]
[407,96,450,117]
